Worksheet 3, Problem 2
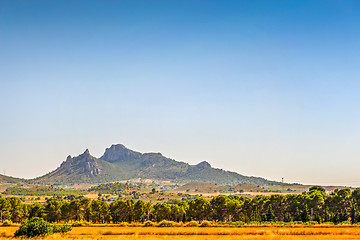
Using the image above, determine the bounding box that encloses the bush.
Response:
[143,220,155,227]
[14,217,72,238]
[247,221,262,225]
[199,220,212,227]
[304,221,318,225]
[52,223,72,234]
[338,221,351,225]
[2,220,13,227]
[158,220,177,227]
[14,218,53,238]
[71,221,92,227]
[224,221,245,226]
[185,221,199,227]
[118,222,129,227]
[292,221,303,225]
[322,222,334,225]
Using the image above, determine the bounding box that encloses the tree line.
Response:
[1,186,360,224]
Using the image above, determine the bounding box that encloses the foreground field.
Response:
[3,226,360,239]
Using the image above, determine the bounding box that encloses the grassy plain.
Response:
[3,226,360,239]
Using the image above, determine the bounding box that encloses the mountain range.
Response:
[28,144,283,186]
[0,174,24,184]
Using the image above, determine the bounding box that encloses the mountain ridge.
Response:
[30,144,286,186]
[0,174,24,184]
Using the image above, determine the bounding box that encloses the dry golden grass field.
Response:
[3,226,360,240]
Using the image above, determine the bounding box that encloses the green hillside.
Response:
[0,174,24,184]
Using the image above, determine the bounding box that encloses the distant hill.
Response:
[0,174,23,184]
[32,144,285,186]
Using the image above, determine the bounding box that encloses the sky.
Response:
[1,0,360,186]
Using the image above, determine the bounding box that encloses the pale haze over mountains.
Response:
[1,1,360,186]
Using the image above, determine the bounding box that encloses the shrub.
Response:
[247,221,262,225]
[128,222,142,227]
[14,217,72,238]
[322,222,334,225]
[304,221,318,225]
[72,221,87,227]
[225,221,245,226]
[14,218,53,237]
[2,220,13,227]
[292,221,303,225]
[52,223,72,234]
[199,220,212,227]
[338,221,351,225]
[185,221,199,227]
[118,222,129,227]
[71,221,82,227]
[143,220,155,227]
[158,220,177,227]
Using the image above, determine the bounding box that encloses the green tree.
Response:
[283,212,292,222]
[309,186,326,193]
[70,199,82,221]
[301,205,310,222]
[60,202,71,222]
[134,200,146,222]
[153,203,171,222]
[44,199,64,222]
[8,197,24,222]
[110,199,127,223]
[28,203,44,219]
[0,198,10,223]
[177,201,189,222]
[144,202,153,221]
[211,195,229,222]
[188,197,211,221]
[80,198,92,222]
[90,200,109,223]
[266,204,275,222]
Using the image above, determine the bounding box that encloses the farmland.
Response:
[3,225,360,239]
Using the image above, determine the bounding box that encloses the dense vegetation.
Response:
[2,186,86,196]
[88,182,141,195]
[1,186,360,224]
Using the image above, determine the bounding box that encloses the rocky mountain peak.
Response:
[82,149,90,156]
[60,149,101,177]
[100,144,142,162]
[195,161,211,169]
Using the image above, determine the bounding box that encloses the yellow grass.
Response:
[2,226,360,239]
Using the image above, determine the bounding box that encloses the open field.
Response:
[3,226,360,239]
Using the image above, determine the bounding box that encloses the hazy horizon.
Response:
[1,0,360,186]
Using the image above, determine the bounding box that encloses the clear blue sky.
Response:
[1,0,360,186]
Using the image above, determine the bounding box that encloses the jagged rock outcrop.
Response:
[100,144,141,162]
[79,149,101,177]
[59,150,101,177]
[60,155,74,174]
[195,161,211,169]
